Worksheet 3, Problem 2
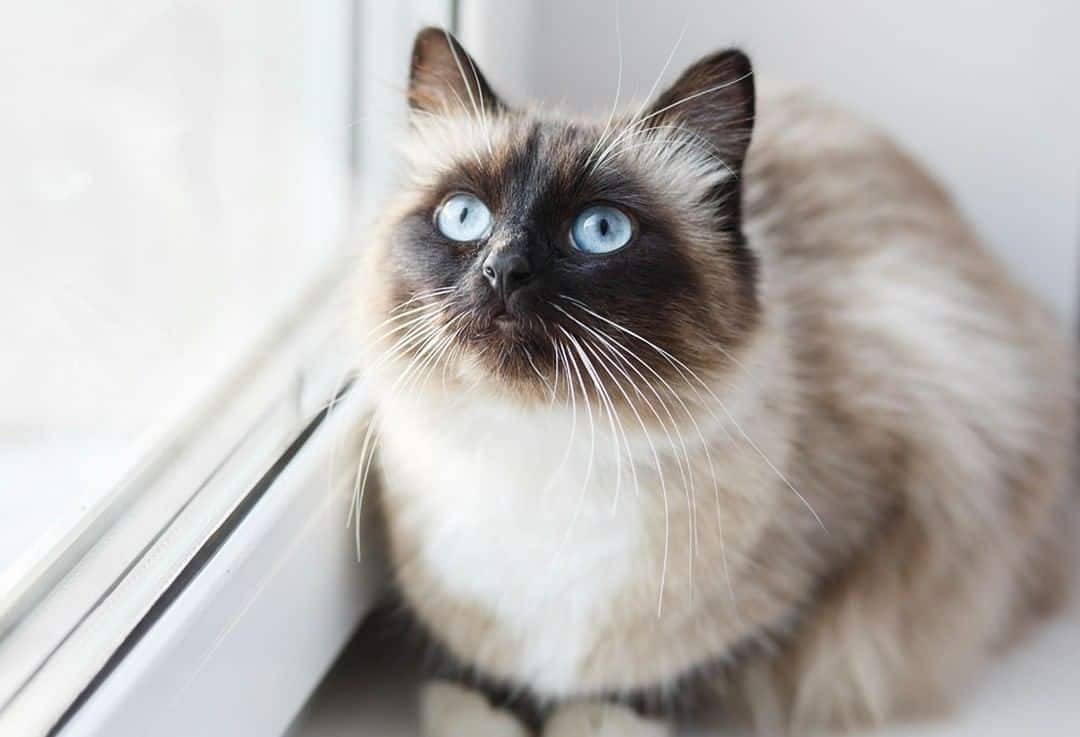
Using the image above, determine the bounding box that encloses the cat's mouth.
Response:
[468,310,533,345]
[453,303,558,387]
[466,296,540,342]
[490,307,518,330]
[493,314,534,342]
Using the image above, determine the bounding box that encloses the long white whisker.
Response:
[360,293,450,343]
[636,15,690,121]
[595,56,750,174]
[550,330,596,565]
[585,0,624,169]
[390,286,456,314]
[524,345,553,395]
[442,28,494,157]
[562,295,825,532]
[540,340,578,496]
[583,322,697,607]
[366,319,445,376]
[564,329,623,514]
[592,130,736,180]
[349,414,380,561]
[549,331,562,406]
[637,72,754,131]
[567,320,675,615]
[349,314,469,541]
[362,303,447,350]
[392,314,467,396]
[558,301,755,610]
[324,368,358,507]
[577,337,642,510]
[588,17,690,173]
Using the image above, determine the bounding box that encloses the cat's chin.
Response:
[450,336,556,404]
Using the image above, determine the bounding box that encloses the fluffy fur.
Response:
[355,28,1077,735]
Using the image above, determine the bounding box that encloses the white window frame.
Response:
[0,2,474,736]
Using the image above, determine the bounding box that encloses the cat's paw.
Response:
[419,681,530,737]
[542,702,671,737]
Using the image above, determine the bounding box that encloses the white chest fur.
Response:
[377,389,646,696]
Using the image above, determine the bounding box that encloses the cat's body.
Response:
[360,30,1075,736]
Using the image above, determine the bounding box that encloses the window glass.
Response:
[0,0,351,599]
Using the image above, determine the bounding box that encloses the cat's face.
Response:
[363,29,760,407]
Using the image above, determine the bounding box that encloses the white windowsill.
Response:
[57,386,382,737]
[0,271,364,736]
[289,554,1080,737]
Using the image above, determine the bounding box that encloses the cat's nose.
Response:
[481,249,534,300]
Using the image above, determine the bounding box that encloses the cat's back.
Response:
[746,80,999,278]
[743,80,1074,543]
[745,80,1071,394]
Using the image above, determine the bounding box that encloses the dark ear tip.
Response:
[707,48,754,80]
[414,26,446,45]
[701,48,755,111]
[407,26,504,117]
[412,26,446,60]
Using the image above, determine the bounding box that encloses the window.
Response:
[0,2,454,733]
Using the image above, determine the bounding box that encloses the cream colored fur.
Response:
[360,79,1076,735]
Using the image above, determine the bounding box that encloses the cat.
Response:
[354,27,1076,736]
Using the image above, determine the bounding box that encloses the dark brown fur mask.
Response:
[364,27,759,407]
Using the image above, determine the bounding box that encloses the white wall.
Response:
[466,0,1080,323]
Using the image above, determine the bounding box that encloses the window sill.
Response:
[0,271,369,736]
[289,557,1080,737]
[56,385,382,737]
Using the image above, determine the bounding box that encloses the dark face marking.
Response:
[381,118,756,404]
[372,29,760,406]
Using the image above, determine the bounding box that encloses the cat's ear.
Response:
[408,27,504,118]
[643,49,755,173]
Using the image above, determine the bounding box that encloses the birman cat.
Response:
[355,27,1076,736]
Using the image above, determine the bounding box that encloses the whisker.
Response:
[548,329,562,406]
[584,0,624,170]
[366,319,445,376]
[361,303,447,350]
[592,130,736,181]
[349,412,380,560]
[325,367,360,515]
[442,28,494,158]
[549,330,597,568]
[577,337,642,503]
[362,296,447,340]
[562,328,623,514]
[540,339,578,497]
[581,324,693,611]
[561,294,826,533]
[558,314,677,615]
[524,345,553,395]
[635,14,690,121]
[390,286,456,314]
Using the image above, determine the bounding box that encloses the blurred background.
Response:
[0,1,352,592]
[0,2,1077,736]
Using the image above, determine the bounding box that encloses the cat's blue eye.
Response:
[570,205,633,254]
[436,193,492,242]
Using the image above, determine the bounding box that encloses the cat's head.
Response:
[362,28,760,406]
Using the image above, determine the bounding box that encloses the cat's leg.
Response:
[542,702,671,737]
[420,681,530,737]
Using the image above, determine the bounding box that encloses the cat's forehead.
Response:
[405,111,598,187]
[403,109,725,216]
